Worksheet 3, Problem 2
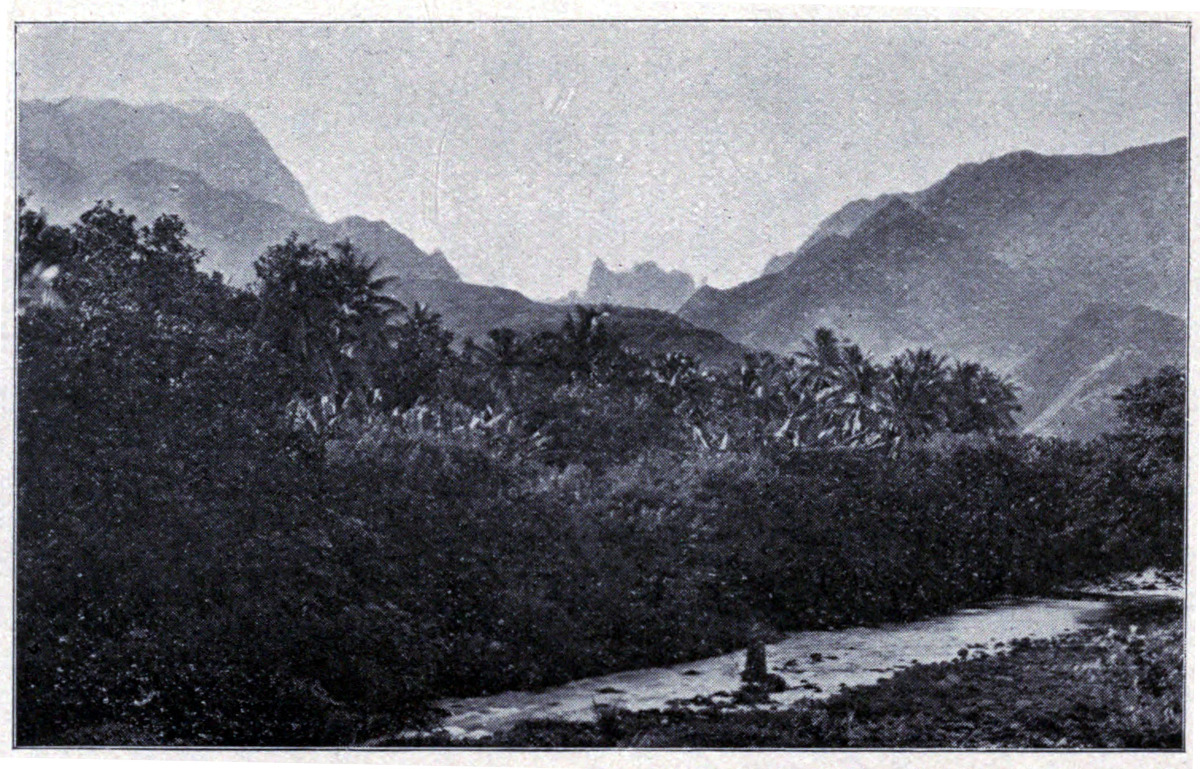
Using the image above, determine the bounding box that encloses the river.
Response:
[420,592,1177,739]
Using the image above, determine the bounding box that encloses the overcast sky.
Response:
[17,22,1189,299]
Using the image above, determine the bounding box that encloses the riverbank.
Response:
[388,596,1113,740]
[379,594,1182,748]
[1054,567,1184,599]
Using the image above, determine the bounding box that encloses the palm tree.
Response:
[790,329,888,449]
[254,236,401,402]
[485,328,523,368]
[945,361,1021,434]
[822,342,887,447]
[795,327,843,392]
[558,305,618,375]
[884,349,950,444]
[382,300,454,410]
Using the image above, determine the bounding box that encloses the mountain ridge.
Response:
[682,137,1186,436]
[384,278,745,370]
[764,138,1185,317]
[18,98,460,287]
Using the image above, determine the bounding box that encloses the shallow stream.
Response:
[426,593,1175,739]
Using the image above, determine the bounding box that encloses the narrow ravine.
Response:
[413,593,1176,740]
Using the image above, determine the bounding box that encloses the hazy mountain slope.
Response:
[328,217,460,283]
[762,192,914,275]
[383,279,746,370]
[1012,303,1185,440]
[762,139,1185,316]
[684,198,1046,366]
[18,98,459,287]
[573,259,696,311]
[16,150,89,214]
[918,139,1187,317]
[680,139,1185,432]
[20,97,317,217]
[96,159,311,284]
[86,160,459,286]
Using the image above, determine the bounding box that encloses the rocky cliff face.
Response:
[20,97,317,217]
[578,259,696,312]
[18,97,459,286]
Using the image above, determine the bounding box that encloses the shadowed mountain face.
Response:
[572,259,696,312]
[761,193,916,275]
[1013,304,1185,440]
[78,159,459,286]
[918,140,1187,316]
[680,138,1186,434]
[684,197,1043,367]
[383,279,746,370]
[18,98,459,286]
[760,139,1186,316]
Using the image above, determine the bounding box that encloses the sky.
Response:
[16,22,1190,299]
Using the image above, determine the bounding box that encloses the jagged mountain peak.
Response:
[383,279,746,370]
[580,258,696,312]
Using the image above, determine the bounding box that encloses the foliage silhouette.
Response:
[15,203,1182,746]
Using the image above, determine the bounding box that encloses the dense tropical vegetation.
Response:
[17,201,1184,745]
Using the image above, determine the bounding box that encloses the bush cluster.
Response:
[16,202,1183,745]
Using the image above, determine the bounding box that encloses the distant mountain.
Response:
[758,138,1186,316]
[683,196,1043,367]
[571,259,696,312]
[17,150,90,212]
[762,193,915,275]
[918,139,1187,316]
[73,158,456,286]
[17,98,459,286]
[1013,303,1185,440]
[383,279,746,370]
[94,159,310,284]
[680,138,1186,434]
[20,97,316,217]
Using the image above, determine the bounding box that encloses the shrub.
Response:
[17,205,1183,745]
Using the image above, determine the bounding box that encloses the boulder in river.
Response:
[740,640,788,694]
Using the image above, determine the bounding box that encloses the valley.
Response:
[15,89,1186,749]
